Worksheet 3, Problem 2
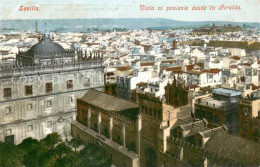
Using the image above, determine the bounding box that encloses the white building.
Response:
[117,69,153,100]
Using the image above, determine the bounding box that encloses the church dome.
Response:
[26,35,65,57]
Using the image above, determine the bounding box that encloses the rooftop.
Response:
[79,89,139,120]
[80,89,139,112]
[212,88,241,97]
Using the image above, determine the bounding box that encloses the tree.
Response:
[77,143,112,167]
[54,152,79,167]
[55,143,72,160]
[0,142,24,167]
[18,137,39,151]
[22,141,47,167]
[68,138,81,151]
[41,133,62,149]
[0,134,111,167]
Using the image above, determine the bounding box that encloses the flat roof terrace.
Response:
[212,88,241,97]
[195,97,238,111]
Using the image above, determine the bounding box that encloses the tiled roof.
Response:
[251,84,258,90]
[244,63,252,66]
[140,62,155,66]
[186,65,194,71]
[136,82,147,87]
[207,68,221,74]
[231,56,240,60]
[180,120,208,137]
[114,66,131,71]
[131,59,140,63]
[79,89,139,112]
[230,65,238,69]
[165,66,182,71]
[205,131,260,165]
[161,60,174,64]
[196,62,204,67]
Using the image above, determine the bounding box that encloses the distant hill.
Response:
[0,18,259,33]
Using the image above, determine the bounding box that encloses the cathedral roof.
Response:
[79,89,139,120]
[204,131,260,165]
[80,89,139,111]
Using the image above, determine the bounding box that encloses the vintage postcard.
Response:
[0,0,259,166]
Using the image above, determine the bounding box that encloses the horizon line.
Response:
[0,18,259,24]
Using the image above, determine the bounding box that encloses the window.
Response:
[47,100,52,108]
[154,109,156,117]
[3,88,11,99]
[243,122,249,132]
[208,112,213,122]
[197,139,202,147]
[25,85,33,96]
[5,107,11,114]
[47,121,52,128]
[28,125,33,132]
[178,131,182,138]
[69,117,73,121]
[201,110,206,118]
[226,114,233,123]
[116,135,121,144]
[244,108,249,117]
[104,128,109,137]
[6,129,12,135]
[149,108,152,116]
[68,97,73,103]
[45,83,53,93]
[66,80,73,90]
[84,78,90,87]
[215,114,219,124]
[158,110,161,118]
[195,109,201,118]
[27,104,32,111]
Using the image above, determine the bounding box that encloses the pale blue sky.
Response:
[0,0,259,22]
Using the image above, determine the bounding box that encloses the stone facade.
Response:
[0,36,104,144]
[72,90,260,167]
[239,95,260,141]
[75,89,139,167]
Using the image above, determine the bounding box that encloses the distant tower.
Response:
[35,21,38,33]
[172,40,177,49]
[45,22,47,34]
